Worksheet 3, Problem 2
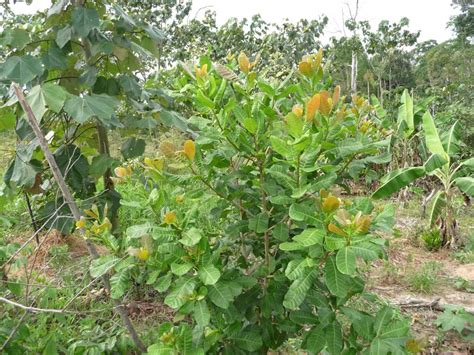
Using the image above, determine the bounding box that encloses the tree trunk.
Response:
[351,51,358,94]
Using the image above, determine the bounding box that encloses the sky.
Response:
[10,0,457,43]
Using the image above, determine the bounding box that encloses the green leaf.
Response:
[42,45,68,70]
[424,153,447,173]
[110,269,130,299]
[56,26,73,48]
[336,246,356,275]
[0,109,15,132]
[1,55,44,85]
[283,269,316,310]
[194,300,210,327]
[89,255,120,278]
[72,7,100,37]
[379,320,409,339]
[459,157,474,170]
[325,321,343,355]
[126,222,152,239]
[147,343,174,355]
[164,277,196,309]
[6,28,30,50]
[372,167,426,199]
[285,258,316,280]
[422,111,446,158]
[119,74,142,99]
[64,94,119,124]
[90,154,118,178]
[286,112,304,137]
[154,274,172,292]
[289,203,322,226]
[248,213,269,233]
[242,117,257,134]
[270,135,295,158]
[179,228,203,247]
[350,243,380,261]
[26,84,67,121]
[435,306,474,333]
[198,264,221,285]
[272,223,289,241]
[279,241,305,251]
[455,177,474,197]
[445,121,460,157]
[231,332,263,352]
[293,228,325,247]
[429,191,446,226]
[171,262,193,276]
[324,256,350,297]
[397,89,414,135]
[304,324,325,353]
[208,282,235,309]
[121,137,146,160]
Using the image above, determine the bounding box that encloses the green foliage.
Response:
[421,228,442,251]
[406,261,442,294]
[107,52,410,353]
[435,306,474,339]
[374,92,474,246]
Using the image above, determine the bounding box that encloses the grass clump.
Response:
[406,261,443,294]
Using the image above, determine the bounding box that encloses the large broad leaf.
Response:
[231,332,263,352]
[64,94,119,124]
[455,177,474,197]
[289,203,322,226]
[121,137,146,160]
[164,277,196,309]
[459,157,474,170]
[208,282,235,309]
[170,262,193,276]
[198,264,221,285]
[283,269,316,310]
[422,111,446,158]
[429,191,446,226]
[89,255,120,278]
[270,135,296,159]
[304,324,325,353]
[43,45,68,70]
[398,89,414,136]
[324,256,350,297]
[325,321,343,355]
[292,228,325,247]
[285,258,316,280]
[445,121,460,157]
[248,213,269,233]
[336,246,356,275]
[72,7,100,37]
[26,84,68,121]
[1,55,44,85]
[424,153,447,173]
[56,26,74,48]
[193,300,210,327]
[179,227,203,247]
[372,167,425,199]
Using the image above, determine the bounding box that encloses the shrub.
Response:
[83,53,412,353]
[421,228,442,251]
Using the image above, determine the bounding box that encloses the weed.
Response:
[421,228,442,251]
[406,261,443,294]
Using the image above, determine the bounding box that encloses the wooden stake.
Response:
[12,83,146,353]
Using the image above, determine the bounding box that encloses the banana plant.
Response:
[373,111,473,247]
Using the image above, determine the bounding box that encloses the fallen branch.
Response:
[12,84,146,353]
[395,297,474,314]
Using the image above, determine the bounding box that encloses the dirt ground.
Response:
[368,202,474,354]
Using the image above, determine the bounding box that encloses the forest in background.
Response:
[0,0,473,353]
